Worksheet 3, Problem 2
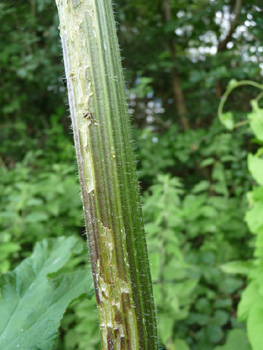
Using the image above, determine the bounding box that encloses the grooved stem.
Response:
[55,0,158,349]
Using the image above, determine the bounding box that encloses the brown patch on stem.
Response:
[107,327,114,350]
[120,337,125,349]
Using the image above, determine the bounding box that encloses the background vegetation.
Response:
[1,0,262,349]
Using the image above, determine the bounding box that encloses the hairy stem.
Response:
[54,0,158,349]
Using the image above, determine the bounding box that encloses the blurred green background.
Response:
[0,0,262,349]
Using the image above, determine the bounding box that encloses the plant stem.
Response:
[218,79,263,128]
[54,0,158,349]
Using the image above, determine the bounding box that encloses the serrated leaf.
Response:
[0,236,93,350]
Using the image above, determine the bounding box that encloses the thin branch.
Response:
[217,0,243,52]
[163,0,190,130]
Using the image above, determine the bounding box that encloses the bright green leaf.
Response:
[220,261,254,275]
[174,338,190,350]
[0,236,93,350]
[245,200,263,236]
[249,100,263,141]
[221,112,235,131]
[199,158,215,168]
[248,153,263,186]
[158,313,174,345]
[238,282,261,321]
[247,305,263,350]
[192,181,210,194]
[213,329,251,350]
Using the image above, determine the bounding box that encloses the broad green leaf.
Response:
[188,313,210,326]
[219,277,242,294]
[220,261,254,275]
[213,329,251,350]
[212,310,229,327]
[249,100,263,141]
[207,324,224,343]
[25,211,49,223]
[0,236,93,350]
[245,201,263,235]
[199,158,215,168]
[191,181,210,194]
[238,282,261,321]
[174,339,190,350]
[248,153,263,186]
[221,112,234,131]
[157,313,174,345]
[173,278,199,304]
[247,305,263,350]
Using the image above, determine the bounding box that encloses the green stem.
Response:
[54,0,157,349]
[218,80,263,128]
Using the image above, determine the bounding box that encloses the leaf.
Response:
[219,277,243,294]
[212,310,229,327]
[238,282,261,322]
[221,112,234,131]
[173,339,190,350]
[247,305,263,350]
[25,211,49,223]
[191,181,210,193]
[248,153,263,186]
[245,201,263,235]
[157,313,174,345]
[220,261,254,275]
[207,324,224,343]
[213,329,251,350]
[0,236,93,350]
[249,100,263,142]
[199,158,215,168]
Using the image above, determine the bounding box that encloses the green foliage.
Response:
[0,156,82,273]
[237,144,263,350]
[135,119,250,195]
[219,82,263,350]
[1,0,262,349]
[0,236,93,350]
[60,297,100,350]
[143,173,249,349]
